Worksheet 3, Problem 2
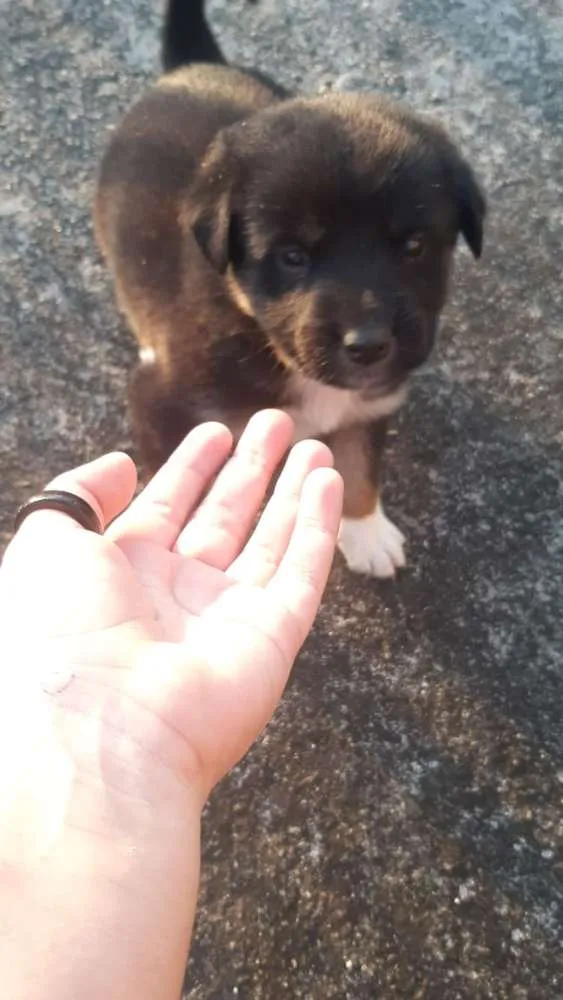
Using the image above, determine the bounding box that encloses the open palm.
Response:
[2,412,342,801]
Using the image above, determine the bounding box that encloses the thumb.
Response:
[11,452,138,545]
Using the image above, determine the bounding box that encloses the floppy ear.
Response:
[191,192,232,273]
[189,129,244,273]
[453,158,486,259]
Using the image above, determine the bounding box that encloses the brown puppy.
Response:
[95,0,486,577]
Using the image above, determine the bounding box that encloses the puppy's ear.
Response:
[192,196,231,273]
[188,129,244,273]
[452,158,487,259]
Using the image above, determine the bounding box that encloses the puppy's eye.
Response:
[275,245,310,276]
[402,233,426,258]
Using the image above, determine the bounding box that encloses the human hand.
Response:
[1,411,342,806]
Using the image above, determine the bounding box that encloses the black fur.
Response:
[162,0,225,71]
[163,0,290,97]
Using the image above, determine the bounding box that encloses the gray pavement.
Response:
[1,0,562,996]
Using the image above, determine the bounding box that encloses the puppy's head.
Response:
[188,93,485,395]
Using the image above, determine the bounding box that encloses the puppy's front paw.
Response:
[338,504,406,578]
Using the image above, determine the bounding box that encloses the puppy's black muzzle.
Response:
[342,323,392,366]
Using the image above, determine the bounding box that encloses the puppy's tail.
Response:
[162,0,225,72]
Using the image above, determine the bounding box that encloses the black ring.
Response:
[14,490,103,535]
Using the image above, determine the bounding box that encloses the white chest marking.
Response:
[139,346,156,364]
[285,373,407,442]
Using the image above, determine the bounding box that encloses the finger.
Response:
[228,439,334,586]
[265,467,343,661]
[175,410,294,569]
[109,422,233,550]
[12,452,137,542]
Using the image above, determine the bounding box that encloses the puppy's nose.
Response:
[342,324,391,365]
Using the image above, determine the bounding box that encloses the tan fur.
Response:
[328,424,380,519]
[226,269,255,317]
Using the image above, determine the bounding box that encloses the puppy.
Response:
[95,0,486,577]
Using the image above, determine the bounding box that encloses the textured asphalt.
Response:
[1,1,562,997]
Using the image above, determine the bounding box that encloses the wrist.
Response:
[0,666,203,1000]
[2,789,202,1000]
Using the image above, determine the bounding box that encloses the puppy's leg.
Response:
[128,357,198,478]
[328,422,406,579]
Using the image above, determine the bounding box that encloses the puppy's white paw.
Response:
[338,503,406,579]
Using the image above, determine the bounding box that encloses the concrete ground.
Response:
[1,0,562,996]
